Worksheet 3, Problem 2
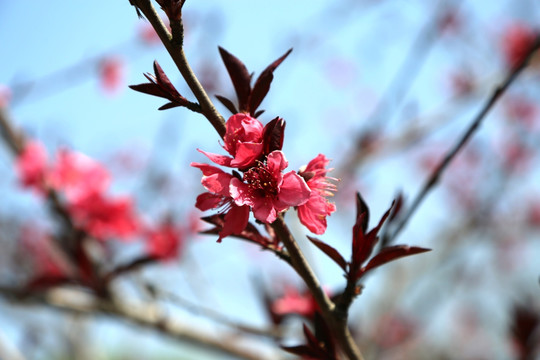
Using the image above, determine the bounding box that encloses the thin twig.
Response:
[383,35,540,246]
[131,0,226,137]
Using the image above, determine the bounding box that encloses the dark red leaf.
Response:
[218,47,252,111]
[153,61,177,94]
[303,323,320,348]
[351,212,368,267]
[307,236,347,272]
[158,102,183,110]
[25,275,72,290]
[215,95,239,115]
[281,345,318,358]
[262,117,285,154]
[355,192,369,233]
[362,245,431,276]
[129,83,170,98]
[389,192,404,223]
[254,110,265,118]
[248,48,292,114]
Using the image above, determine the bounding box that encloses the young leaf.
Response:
[218,47,252,111]
[248,48,292,114]
[307,236,347,272]
[215,95,239,115]
[262,117,285,155]
[362,245,431,276]
[355,192,369,233]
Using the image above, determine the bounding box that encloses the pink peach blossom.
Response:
[230,151,311,223]
[199,113,264,169]
[297,154,337,234]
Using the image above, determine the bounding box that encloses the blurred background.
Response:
[0,0,539,359]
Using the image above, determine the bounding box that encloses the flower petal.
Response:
[279,171,311,207]
[219,204,250,241]
[253,200,278,223]
[230,142,263,168]
[230,178,255,207]
[197,149,232,167]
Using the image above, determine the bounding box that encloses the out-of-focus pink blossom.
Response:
[99,56,125,95]
[199,113,264,169]
[271,286,319,318]
[527,200,540,227]
[191,162,250,241]
[16,141,48,192]
[145,220,183,261]
[230,151,311,223]
[49,149,110,201]
[297,154,337,235]
[19,225,70,279]
[501,23,536,69]
[504,96,538,129]
[372,312,417,349]
[138,23,161,45]
[68,191,139,241]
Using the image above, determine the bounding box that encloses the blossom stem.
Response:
[130,0,226,138]
[271,216,364,360]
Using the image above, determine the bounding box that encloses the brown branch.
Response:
[383,34,540,247]
[271,216,364,360]
[131,0,226,137]
[0,286,274,360]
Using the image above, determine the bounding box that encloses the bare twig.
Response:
[130,0,226,137]
[383,35,540,246]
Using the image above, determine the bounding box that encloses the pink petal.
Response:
[201,172,232,196]
[278,171,311,207]
[197,149,232,167]
[253,200,278,223]
[219,204,250,241]
[266,151,288,175]
[230,142,263,168]
[298,195,332,235]
[195,193,224,211]
[230,178,254,207]
[191,162,226,176]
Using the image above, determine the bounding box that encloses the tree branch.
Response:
[130,0,226,137]
[0,286,274,360]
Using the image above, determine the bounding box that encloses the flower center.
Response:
[244,165,278,196]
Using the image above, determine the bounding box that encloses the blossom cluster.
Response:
[192,113,337,241]
[16,141,183,261]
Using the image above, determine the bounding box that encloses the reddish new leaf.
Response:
[389,192,404,223]
[352,202,394,273]
[215,95,239,115]
[248,48,292,114]
[281,345,318,358]
[355,192,370,233]
[362,245,431,276]
[307,236,347,272]
[262,117,285,155]
[218,47,252,111]
[130,61,193,111]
